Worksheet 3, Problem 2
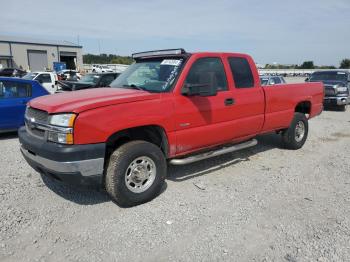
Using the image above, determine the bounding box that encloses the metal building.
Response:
[0,35,83,71]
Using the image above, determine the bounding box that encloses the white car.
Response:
[22,71,58,94]
[93,65,114,73]
[57,69,82,81]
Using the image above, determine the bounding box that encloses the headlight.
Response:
[48,113,76,144]
[337,86,348,92]
[49,113,76,127]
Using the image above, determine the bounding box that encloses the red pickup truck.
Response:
[19,49,324,206]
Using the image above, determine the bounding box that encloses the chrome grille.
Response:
[26,107,49,123]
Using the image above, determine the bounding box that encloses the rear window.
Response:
[0,81,32,98]
[228,57,254,88]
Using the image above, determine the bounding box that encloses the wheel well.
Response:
[295,101,311,115]
[105,125,169,159]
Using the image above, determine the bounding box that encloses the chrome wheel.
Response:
[125,156,156,193]
[295,121,305,142]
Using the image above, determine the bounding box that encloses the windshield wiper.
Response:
[122,84,147,91]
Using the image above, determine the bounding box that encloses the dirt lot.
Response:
[1,83,350,261]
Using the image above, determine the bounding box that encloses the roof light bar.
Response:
[132,48,186,59]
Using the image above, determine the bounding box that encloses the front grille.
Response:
[26,107,49,123]
[30,127,45,137]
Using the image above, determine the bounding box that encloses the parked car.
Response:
[93,65,114,73]
[57,72,119,92]
[0,68,27,78]
[19,49,323,207]
[0,77,49,132]
[260,75,286,86]
[307,70,349,111]
[22,72,58,94]
[57,70,82,81]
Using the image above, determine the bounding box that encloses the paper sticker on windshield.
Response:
[161,59,181,66]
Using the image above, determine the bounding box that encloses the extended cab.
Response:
[18,49,324,206]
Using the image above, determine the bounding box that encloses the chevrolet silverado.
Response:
[19,49,324,206]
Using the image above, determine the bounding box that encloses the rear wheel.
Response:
[105,140,166,207]
[282,113,308,150]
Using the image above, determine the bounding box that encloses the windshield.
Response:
[22,73,38,80]
[110,58,185,92]
[79,74,100,83]
[310,72,347,82]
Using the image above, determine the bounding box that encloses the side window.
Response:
[17,82,32,97]
[100,75,115,86]
[185,57,228,91]
[36,74,51,83]
[228,57,254,88]
[0,81,4,98]
[273,77,281,84]
[0,81,32,98]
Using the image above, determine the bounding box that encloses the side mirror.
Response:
[182,83,217,97]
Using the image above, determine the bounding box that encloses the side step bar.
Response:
[169,139,258,165]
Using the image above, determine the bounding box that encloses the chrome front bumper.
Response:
[324,96,349,105]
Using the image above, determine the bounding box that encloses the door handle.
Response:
[224,98,235,106]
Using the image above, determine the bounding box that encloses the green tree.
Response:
[300,61,315,69]
[83,54,134,65]
[340,59,350,69]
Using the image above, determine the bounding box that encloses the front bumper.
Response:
[324,96,348,106]
[18,127,106,187]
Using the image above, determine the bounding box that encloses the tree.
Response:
[300,61,315,69]
[340,59,350,69]
[83,54,134,65]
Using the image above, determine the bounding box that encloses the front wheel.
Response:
[338,105,347,112]
[282,113,309,150]
[105,140,166,207]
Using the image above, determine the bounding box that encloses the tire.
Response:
[105,140,166,207]
[338,105,346,112]
[282,113,308,150]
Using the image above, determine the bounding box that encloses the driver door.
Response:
[173,56,236,154]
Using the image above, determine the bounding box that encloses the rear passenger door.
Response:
[0,80,32,129]
[223,55,265,138]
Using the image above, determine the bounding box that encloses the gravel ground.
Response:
[1,82,350,261]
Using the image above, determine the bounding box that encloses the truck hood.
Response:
[29,88,160,114]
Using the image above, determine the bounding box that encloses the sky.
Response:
[1,0,349,66]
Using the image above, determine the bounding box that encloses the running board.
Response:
[169,139,258,165]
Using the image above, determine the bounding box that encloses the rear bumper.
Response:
[18,127,105,187]
[324,96,348,106]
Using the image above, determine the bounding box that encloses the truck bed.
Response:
[261,82,324,133]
